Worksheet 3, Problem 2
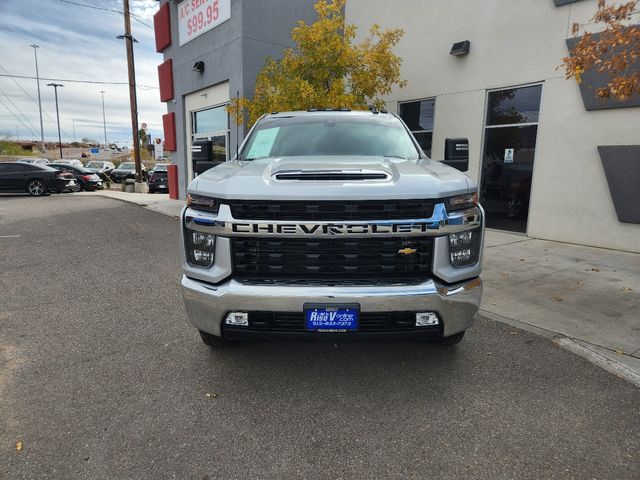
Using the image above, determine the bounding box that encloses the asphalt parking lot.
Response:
[1,195,639,479]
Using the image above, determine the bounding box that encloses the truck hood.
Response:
[189,156,474,200]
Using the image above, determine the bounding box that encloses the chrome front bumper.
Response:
[181,275,482,339]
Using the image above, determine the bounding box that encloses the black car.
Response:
[109,162,146,183]
[0,162,74,196]
[147,163,169,193]
[49,163,103,192]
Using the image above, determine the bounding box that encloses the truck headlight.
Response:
[185,229,216,267]
[448,228,481,267]
[446,192,478,211]
[187,193,220,213]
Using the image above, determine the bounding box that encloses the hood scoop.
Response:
[273,169,390,181]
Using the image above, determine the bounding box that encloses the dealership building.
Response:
[154,0,639,252]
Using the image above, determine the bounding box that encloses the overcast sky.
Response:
[0,0,164,146]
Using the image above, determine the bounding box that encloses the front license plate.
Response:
[305,305,359,332]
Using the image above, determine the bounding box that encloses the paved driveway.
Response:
[1,195,638,479]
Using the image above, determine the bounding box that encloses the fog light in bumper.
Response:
[185,230,216,268]
[225,312,249,326]
[416,312,440,327]
[449,228,481,267]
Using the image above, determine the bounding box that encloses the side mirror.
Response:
[444,138,469,172]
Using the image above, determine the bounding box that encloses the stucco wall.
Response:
[346,0,640,252]
[161,0,317,198]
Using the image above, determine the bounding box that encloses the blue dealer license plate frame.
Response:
[304,303,360,332]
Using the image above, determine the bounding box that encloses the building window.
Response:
[480,84,543,233]
[486,86,542,126]
[191,104,229,164]
[399,98,435,157]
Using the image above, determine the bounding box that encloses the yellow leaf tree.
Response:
[227,0,407,127]
[562,0,640,102]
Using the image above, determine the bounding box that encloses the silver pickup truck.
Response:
[180,110,484,347]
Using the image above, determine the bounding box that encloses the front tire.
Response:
[199,330,231,349]
[27,179,46,196]
[436,331,465,346]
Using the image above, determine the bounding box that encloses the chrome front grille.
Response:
[231,237,433,281]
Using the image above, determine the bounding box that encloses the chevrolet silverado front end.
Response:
[180,110,484,347]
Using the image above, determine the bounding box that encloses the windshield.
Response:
[242,114,421,160]
[86,162,103,168]
[153,164,168,171]
[119,162,135,169]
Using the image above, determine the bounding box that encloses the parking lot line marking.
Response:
[0,235,20,238]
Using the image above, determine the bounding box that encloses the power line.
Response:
[0,65,39,105]
[80,0,154,28]
[0,96,36,138]
[0,72,158,90]
[0,65,74,142]
[0,89,40,134]
[56,0,153,28]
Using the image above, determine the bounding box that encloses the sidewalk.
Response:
[84,190,640,385]
[75,190,185,217]
[481,230,640,386]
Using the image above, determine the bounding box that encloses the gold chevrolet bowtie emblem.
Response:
[397,247,417,255]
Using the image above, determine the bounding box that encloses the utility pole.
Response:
[100,90,108,150]
[30,44,46,153]
[118,0,142,183]
[47,83,64,159]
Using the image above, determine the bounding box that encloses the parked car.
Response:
[110,161,146,183]
[84,161,116,182]
[49,163,103,192]
[16,158,50,166]
[54,159,84,168]
[148,163,169,193]
[0,162,76,196]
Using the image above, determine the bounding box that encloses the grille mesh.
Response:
[232,237,432,281]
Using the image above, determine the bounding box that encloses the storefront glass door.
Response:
[480,85,542,233]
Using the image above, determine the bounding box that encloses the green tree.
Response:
[227,0,407,126]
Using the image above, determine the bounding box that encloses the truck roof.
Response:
[265,109,393,118]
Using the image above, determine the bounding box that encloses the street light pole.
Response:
[100,90,108,150]
[118,0,142,183]
[72,119,76,142]
[47,83,64,159]
[30,44,46,153]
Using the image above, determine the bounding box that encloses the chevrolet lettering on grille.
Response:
[231,222,440,235]
[185,204,482,238]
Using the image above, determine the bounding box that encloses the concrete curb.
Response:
[554,337,640,388]
[480,309,640,388]
[78,190,185,218]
